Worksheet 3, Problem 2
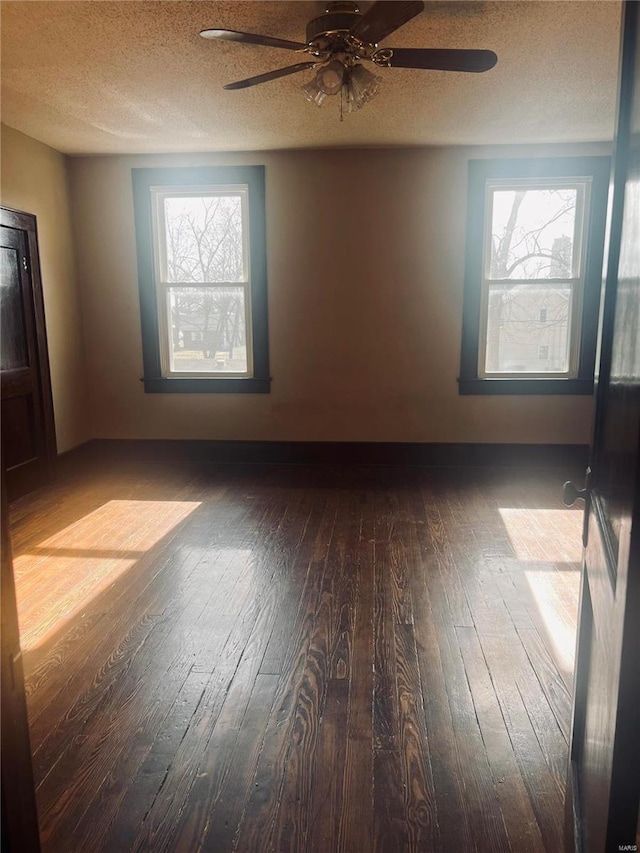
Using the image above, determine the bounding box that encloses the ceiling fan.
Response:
[200,1,497,115]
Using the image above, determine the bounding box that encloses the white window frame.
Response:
[150,184,254,379]
[477,176,593,380]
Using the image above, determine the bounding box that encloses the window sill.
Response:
[142,377,271,394]
[458,378,594,396]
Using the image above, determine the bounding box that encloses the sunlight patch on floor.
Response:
[14,500,201,651]
[499,506,582,678]
[498,507,583,563]
[524,569,577,675]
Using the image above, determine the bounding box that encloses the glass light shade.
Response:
[344,64,382,112]
[302,60,381,114]
[316,60,346,95]
[302,77,327,107]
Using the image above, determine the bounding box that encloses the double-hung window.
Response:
[459,157,609,395]
[132,166,269,393]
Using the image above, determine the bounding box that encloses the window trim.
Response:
[152,184,253,379]
[459,156,610,396]
[132,166,270,394]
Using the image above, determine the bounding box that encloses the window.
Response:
[132,166,269,393]
[459,157,609,395]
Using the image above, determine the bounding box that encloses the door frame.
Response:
[1,464,41,851]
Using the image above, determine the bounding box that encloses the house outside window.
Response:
[132,166,269,394]
[459,157,609,395]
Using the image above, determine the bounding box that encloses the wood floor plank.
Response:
[464,621,567,852]
[93,666,209,852]
[167,493,315,850]
[128,494,295,850]
[372,489,402,753]
[337,491,375,853]
[36,614,194,849]
[418,479,474,629]
[258,488,318,676]
[270,486,363,852]
[456,625,547,853]
[199,673,280,852]
[398,484,477,852]
[394,622,439,851]
[307,678,350,852]
[373,747,409,853]
[418,482,513,853]
[515,621,573,741]
[232,487,342,853]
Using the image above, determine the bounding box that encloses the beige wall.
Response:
[68,143,609,445]
[1,125,89,452]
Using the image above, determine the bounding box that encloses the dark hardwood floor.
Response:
[9,457,583,852]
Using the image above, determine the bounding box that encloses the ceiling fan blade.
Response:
[223,62,317,90]
[385,48,497,72]
[200,29,307,51]
[350,1,425,45]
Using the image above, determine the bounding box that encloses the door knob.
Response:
[562,480,588,507]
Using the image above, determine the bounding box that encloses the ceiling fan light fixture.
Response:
[208,0,498,117]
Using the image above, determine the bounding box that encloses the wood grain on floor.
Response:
[10,459,583,852]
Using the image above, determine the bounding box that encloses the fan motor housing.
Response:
[306,2,361,45]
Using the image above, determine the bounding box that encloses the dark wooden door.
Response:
[566,3,640,851]
[0,208,56,500]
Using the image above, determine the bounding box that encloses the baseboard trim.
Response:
[63,439,589,469]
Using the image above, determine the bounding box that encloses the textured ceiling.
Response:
[0,1,622,155]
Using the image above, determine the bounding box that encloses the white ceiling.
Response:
[0,1,622,155]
